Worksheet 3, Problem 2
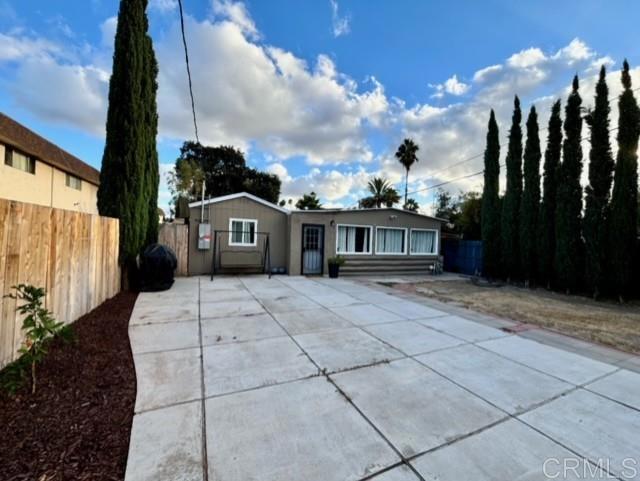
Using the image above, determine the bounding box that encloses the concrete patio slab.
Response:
[520,389,640,480]
[200,313,285,345]
[586,368,640,410]
[332,358,505,457]
[416,344,571,414]
[295,327,404,373]
[125,401,203,481]
[308,292,362,308]
[479,335,618,385]
[199,288,254,303]
[248,286,299,299]
[205,377,399,481]
[200,277,244,291]
[271,308,353,334]
[370,465,421,480]
[133,347,201,412]
[260,295,320,313]
[202,336,317,397]
[412,419,606,481]
[200,299,265,319]
[129,320,200,354]
[331,303,406,326]
[416,314,508,342]
[351,291,399,304]
[129,302,198,325]
[376,300,448,320]
[363,321,465,356]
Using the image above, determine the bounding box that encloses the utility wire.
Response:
[177,0,200,144]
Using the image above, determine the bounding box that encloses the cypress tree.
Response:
[143,29,160,246]
[609,60,640,300]
[538,100,562,287]
[519,105,541,286]
[555,76,584,293]
[583,66,613,298]
[98,0,158,287]
[481,110,501,278]
[501,96,523,281]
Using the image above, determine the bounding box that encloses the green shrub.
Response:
[3,284,72,394]
[327,255,346,266]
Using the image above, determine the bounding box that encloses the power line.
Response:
[177,0,200,144]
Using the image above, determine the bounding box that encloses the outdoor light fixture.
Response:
[330,220,335,227]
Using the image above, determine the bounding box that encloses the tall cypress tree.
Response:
[538,100,562,287]
[98,0,158,286]
[501,96,523,281]
[481,110,501,278]
[519,105,541,286]
[583,66,613,298]
[609,60,640,300]
[555,76,584,293]
[143,29,159,246]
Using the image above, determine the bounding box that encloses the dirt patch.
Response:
[385,280,640,354]
[0,291,137,481]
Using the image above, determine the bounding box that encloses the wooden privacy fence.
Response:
[0,199,120,368]
[158,223,189,276]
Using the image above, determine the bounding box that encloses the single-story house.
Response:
[188,192,444,276]
[0,112,100,214]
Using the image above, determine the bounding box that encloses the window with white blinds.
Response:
[336,225,372,254]
[229,218,257,246]
[375,227,406,254]
[410,229,437,255]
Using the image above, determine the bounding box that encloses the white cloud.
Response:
[507,47,546,68]
[149,0,178,13]
[100,16,117,47]
[0,33,60,60]
[430,74,470,98]
[213,0,259,39]
[329,0,350,37]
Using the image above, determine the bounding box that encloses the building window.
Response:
[410,229,438,255]
[4,148,36,174]
[336,224,372,254]
[65,173,82,190]
[376,227,407,255]
[229,218,257,246]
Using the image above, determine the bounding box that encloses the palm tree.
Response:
[395,138,420,205]
[295,191,323,210]
[403,198,419,212]
[367,177,392,208]
[383,187,401,207]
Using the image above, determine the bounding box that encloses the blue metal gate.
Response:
[443,239,483,275]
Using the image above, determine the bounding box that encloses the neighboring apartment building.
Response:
[0,113,100,214]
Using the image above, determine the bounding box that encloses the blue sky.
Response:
[1,0,640,213]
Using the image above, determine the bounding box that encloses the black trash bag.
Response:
[139,243,178,292]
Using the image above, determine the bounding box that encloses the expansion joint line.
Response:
[197,277,209,481]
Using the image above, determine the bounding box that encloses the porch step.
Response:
[340,258,436,276]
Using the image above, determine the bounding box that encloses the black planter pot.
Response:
[328,263,340,278]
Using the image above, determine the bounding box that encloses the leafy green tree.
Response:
[458,192,482,240]
[501,96,523,281]
[555,76,584,293]
[296,192,323,210]
[172,142,281,205]
[358,196,377,208]
[538,100,562,288]
[403,198,419,212]
[481,109,501,278]
[583,66,614,298]
[395,138,420,205]
[435,189,458,222]
[98,0,159,287]
[609,60,640,300]
[519,106,541,285]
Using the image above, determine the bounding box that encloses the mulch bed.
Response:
[0,291,138,481]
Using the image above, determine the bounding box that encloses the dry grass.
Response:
[387,279,640,355]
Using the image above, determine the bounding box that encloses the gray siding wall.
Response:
[188,197,288,275]
[288,210,442,275]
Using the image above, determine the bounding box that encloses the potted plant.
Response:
[327,255,345,278]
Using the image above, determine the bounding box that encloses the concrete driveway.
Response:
[125,275,640,481]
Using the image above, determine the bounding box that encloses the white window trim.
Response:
[375,226,408,256]
[228,217,258,247]
[335,223,373,255]
[409,228,439,255]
